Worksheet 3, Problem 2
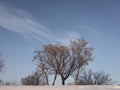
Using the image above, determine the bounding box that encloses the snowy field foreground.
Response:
[0,85,120,90]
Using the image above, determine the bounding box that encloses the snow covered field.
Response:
[0,85,120,90]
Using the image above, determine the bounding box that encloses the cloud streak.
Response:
[0,4,55,42]
[0,3,81,44]
[77,25,98,34]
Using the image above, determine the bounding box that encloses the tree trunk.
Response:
[42,69,49,85]
[45,74,49,85]
[52,72,57,85]
[62,78,65,85]
[61,75,65,85]
[75,68,80,85]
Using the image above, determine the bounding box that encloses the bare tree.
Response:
[77,69,113,85]
[0,54,4,72]
[70,38,93,84]
[0,53,5,85]
[34,44,70,85]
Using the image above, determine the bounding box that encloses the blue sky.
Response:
[0,0,120,84]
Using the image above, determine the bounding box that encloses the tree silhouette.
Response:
[77,69,113,85]
[33,38,93,85]
[0,54,4,72]
[21,70,46,85]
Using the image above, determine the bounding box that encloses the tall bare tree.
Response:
[34,44,70,85]
[70,38,93,84]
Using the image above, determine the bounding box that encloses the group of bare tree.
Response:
[21,70,46,85]
[20,38,115,85]
[0,39,115,86]
[76,69,113,85]
[32,38,93,85]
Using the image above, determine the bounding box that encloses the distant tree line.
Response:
[0,80,17,86]
[21,70,46,85]
[21,69,114,85]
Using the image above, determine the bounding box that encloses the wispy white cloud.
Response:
[77,25,98,34]
[0,4,54,42]
[56,31,81,45]
[0,3,81,44]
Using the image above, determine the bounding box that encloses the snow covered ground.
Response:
[0,85,120,90]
